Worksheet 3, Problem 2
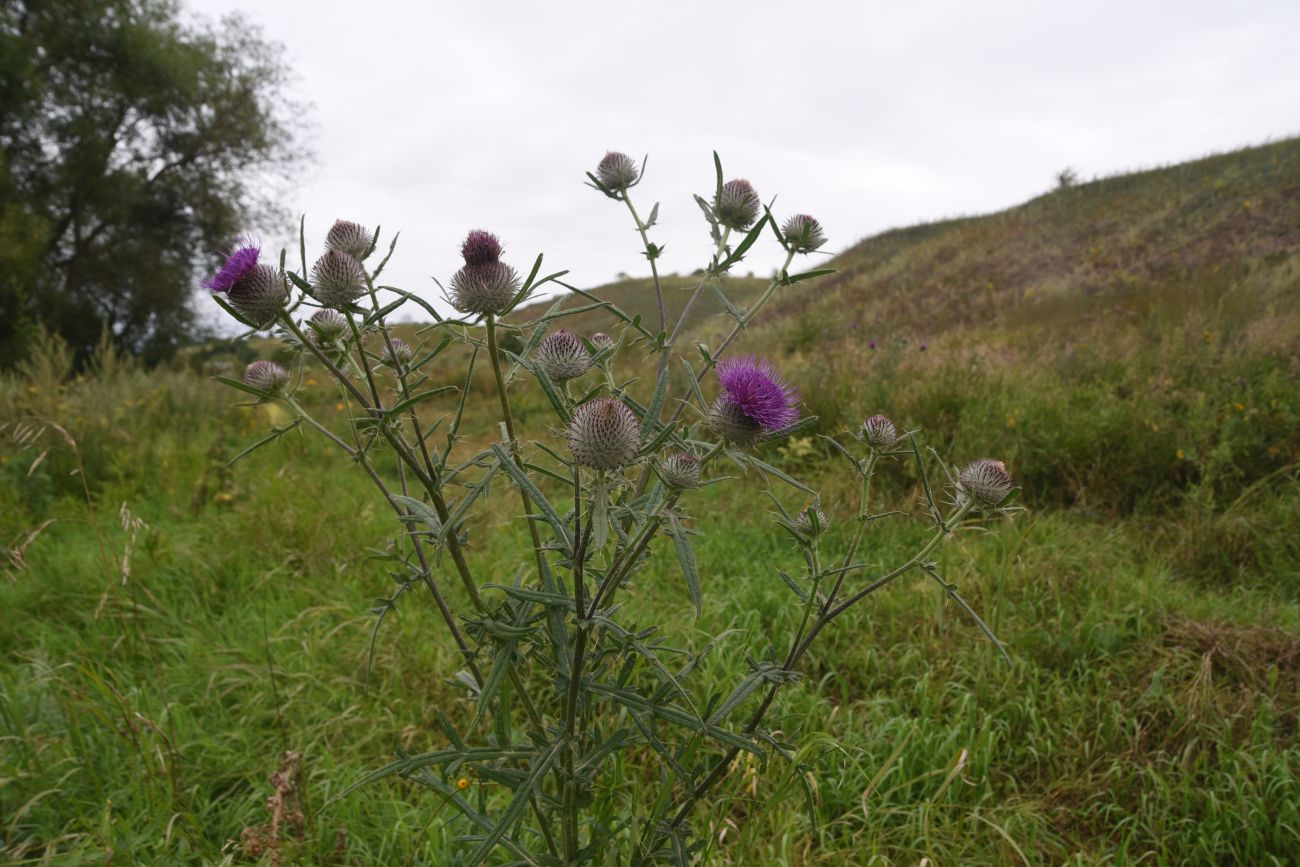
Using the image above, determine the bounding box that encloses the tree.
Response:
[0,0,304,366]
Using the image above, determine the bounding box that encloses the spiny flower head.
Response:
[448,261,520,316]
[243,360,289,395]
[460,230,503,267]
[659,451,702,489]
[325,220,374,260]
[310,250,367,307]
[715,178,761,231]
[794,505,828,537]
[310,308,348,342]
[205,242,287,328]
[535,329,592,381]
[597,151,639,191]
[782,214,827,253]
[590,332,615,351]
[567,397,642,471]
[385,337,413,367]
[861,414,898,448]
[716,355,799,431]
[708,395,763,447]
[203,243,260,293]
[958,459,1014,506]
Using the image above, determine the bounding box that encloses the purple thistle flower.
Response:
[716,355,799,431]
[868,339,876,349]
[461,230,503,267]
[203,244,260,292]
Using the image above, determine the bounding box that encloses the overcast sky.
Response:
[188,0,1300,316]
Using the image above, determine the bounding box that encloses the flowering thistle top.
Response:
[597,152,639,191]
[385,337,414,367]
[861,414,898,448]
[567,397,642,470]
[794,505,828,537]
[535,329,592,381]
[449,230,518,315]
[309,309,348,343]
[958,459,1014,506]
[325,220,374,260]
[243,360,290,395]
[204,242,287,328]
[310,250,367,307]
[203,243,260,293]
[715,179,761,231]
[460,230,504,267]
[716,356,798,430]
[659,451,702,489]
[782,214,827,253]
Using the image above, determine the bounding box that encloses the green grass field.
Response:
[2,140,1298,865]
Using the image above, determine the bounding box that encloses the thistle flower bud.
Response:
[243,360,289,395]
[310,250,367,307]
[590,332,615,351]
[535,329,592,381]
[715,179,761,231]
[708,395,764,447]
[660,451,702,489]
[958,459,1014,506]
[228,264,289,328]
[782,214,826,253]
[795,505,828,537]
[449,261,520,316]
[460,230,503,267]
[597,151,639,191]
[567,397,642,471]
[309,308,348,342]
[385,337,413,367]
[325,220,374,260]
[204,244,288,328]
[861,414,898,448]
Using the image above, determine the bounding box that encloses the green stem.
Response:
[823,451,878,610]
[562,466,589,863]
[622,191,666,334]
[485,314,550,579]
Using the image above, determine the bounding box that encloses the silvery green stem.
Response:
[365,275,441,478]
[586,489,680,616]
[711,246,798,361]
[485,314,549,580]
[621,191,666,333]
[823,450,879,609]
[563,465,590,862]
[662,225,731,357]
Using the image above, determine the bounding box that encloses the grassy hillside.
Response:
[1,141,1298,864]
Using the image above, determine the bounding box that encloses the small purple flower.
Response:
[203,244,260,292]
[461,230,503,267]
[868,339,877,349]
[919,341,928,352]
[716,355,799,430]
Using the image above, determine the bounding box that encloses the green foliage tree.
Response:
[0,0,303,366]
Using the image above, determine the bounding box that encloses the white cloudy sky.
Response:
[188,0,1300,315]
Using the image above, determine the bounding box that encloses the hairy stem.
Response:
[621,190,667,334]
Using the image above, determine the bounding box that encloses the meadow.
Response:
[2,140,1298,865]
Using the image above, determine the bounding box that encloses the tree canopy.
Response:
[0,0,304,366]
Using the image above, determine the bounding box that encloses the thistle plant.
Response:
[210,152,1018,864]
